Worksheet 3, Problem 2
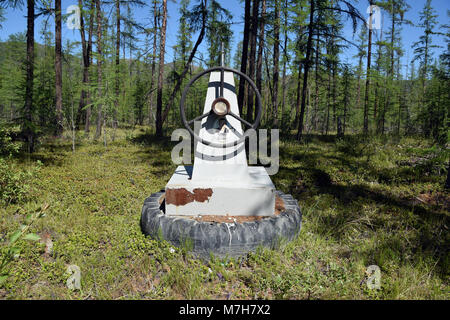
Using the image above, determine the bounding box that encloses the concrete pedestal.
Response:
[165,165,275,216]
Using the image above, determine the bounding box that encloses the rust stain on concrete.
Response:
[192,188,213,202]
[166,188,213,206]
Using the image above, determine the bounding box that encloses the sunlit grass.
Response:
[0,127,448,299]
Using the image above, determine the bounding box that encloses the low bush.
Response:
[0,126,20,157]
[0,158,40,206]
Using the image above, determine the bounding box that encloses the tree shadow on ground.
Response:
[12,141,76,166]
[278,162,449,280]
[130,130,449,279]
[129,131,173,149]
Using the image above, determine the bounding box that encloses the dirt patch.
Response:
[415,191,450,211]
[192,215,265,223]
[275,195,285,215]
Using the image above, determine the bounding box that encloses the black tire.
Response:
[140,190,302,259]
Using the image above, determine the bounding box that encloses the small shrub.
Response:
[0,158,41,206]
[335,136,373,158]
[0,126,20,156]
[0,203,48,286]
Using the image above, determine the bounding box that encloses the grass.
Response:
[0,127,448,299]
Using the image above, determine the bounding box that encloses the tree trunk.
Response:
[374,31,383,133]
[85,1,94,134]
[246,0,259,122]
[148,0,158,126]
[397,83,404,136]
[155,0,167,137]
[373,32,382,128]
[382,5,395,136]
[332,62,337,133]
[294,64,302,127]
[343,81,349,136]
[356,55,362,111]
[422,34,429,96]
[381,88,387,134]
[238,0,251,115]
[363,1,373,135]
[325,63,331,135]
[23,0,35,153]
[296,0,314,140]
[55,0,63,137]
[255,0,265,99]
[76,0,91,131]
[114,0,120,131]
[94,0,103,140]
[373,77,379,126]
[271,0,280,127]
[75,0,89,130]
[312,35,319,131]
[280,0,288,128]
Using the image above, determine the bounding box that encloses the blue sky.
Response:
[1,0,448,76]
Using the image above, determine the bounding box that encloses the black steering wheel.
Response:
[180,66,262,148]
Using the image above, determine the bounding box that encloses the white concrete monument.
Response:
[165,68,276,217]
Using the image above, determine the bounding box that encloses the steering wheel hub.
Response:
[211,97,230,116]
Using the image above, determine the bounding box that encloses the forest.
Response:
[0,0,448,300]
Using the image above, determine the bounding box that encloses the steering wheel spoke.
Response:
[187,112,210,126]
[228,112,253,128]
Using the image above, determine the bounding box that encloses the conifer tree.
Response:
[94,0,103,140]
[412,0,439,94]
[155,0,167,137]
[55,0,63,137]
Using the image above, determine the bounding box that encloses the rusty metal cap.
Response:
[211,97,230,117]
